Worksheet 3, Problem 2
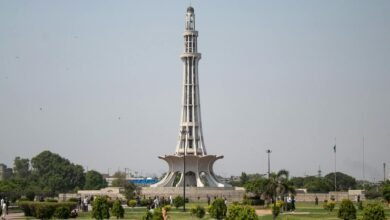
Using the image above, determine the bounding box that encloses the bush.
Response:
[362,203,386,220]
[272,203,280,218]
[190,205,206,218]
[141,199,149,207]
[337,199,356,220]
[45,198,58,202]
[173,196,184,209]
[227,204,258,220]
[357,201,364,210]
[163,205,171,212]
[128,199,137,208]
[111,200,125,219]
[323,200,336,212]
[17,201,76,218]
[208,198,227,220]
[53,206,71,219]
[35,203,56,219]
[68,197,79,203]
[92,197,110,220]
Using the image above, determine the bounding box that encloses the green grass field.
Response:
[75,201,390,219]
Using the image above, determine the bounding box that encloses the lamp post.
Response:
[266,149,271,178]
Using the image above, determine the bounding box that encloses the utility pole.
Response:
[384,163,386,182]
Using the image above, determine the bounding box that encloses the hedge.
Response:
[18,201,77,219]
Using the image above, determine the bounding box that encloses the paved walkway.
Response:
[2,212,25,220]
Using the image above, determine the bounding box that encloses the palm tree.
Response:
[265,169,296,220]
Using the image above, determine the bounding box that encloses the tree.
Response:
[111,171,137,200]
[92,196,110,220]
[31,151,85,193]
[264,170,295,220]
[382,184,390,206]
[208,198,227,220]
[173,196,184,209]
[337,199,356,220]
[13,157,30,179]
[111,199,125,219]
[240,172,249,185]
[84,170,107,190]
[244,178,267,197]
[324,172,356,191]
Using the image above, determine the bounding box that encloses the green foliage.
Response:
[227,204,258,220]
[382,184,390,204]
[13,156,30,179]
[17,201,76,219]
[190,205,206,218]
[325,172,356,191]
[84,170,107,190]
[362,202,386,220]
[31,150,85,193]
[163,205,171,212]
[128,199,137,208]
[111,171,137,200]
[323,200,336,212]
[357,201,364,210]
[244,178,267,196]
[53,206,71,219]
[92,196,110,220]
[272,203,280,218]
[111,200,125,219]
[173,195,184,209]
[337,199,356,220]
[240,172,249,185]
[35,203,56,219]
[208,198,227,220]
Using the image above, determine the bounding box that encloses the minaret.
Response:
[176,6,206,156]
[152,6,228,188]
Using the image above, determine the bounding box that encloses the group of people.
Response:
[1,197,9,220]
[284,195,296,211]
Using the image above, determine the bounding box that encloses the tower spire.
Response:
[176,6,205,156]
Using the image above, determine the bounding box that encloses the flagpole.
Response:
[334,138,337,192]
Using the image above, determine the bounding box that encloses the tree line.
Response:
[0,150,108,201]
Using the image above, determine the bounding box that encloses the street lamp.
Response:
[266,149,272,178]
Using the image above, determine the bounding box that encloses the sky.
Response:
[0,1,389,182]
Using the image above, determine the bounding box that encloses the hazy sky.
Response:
[0,1,389,181]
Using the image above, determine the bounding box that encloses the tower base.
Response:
[151,155,230,187]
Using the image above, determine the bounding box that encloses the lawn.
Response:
[75,201,390,219]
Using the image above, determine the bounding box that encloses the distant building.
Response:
[0,163,13,181]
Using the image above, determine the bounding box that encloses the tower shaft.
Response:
[176,7,206,156]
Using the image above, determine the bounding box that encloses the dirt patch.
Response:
[255,209,272,216]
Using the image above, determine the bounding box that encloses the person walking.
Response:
[1,201,6,220]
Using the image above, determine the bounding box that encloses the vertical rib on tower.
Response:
[176,6,206,156]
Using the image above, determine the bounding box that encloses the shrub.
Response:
[35,203,56,219]
[45,198,58,202]
[141,199,149,206]
[337,199,356,220]
[208,198,227,220]
[362,203,386,220]
[227,204,258,220]
[17,201,76,218]
[68,197,79,203]
[92,197,110,220]
[128,199,137,208]
[357,201,364,210]
[163,205,172,212]
[111,200,125,219]
[173,196,184,209]
[323,200,336,212]
[190,205,206,218]
[272,203,280,218]
[53,206,71,219]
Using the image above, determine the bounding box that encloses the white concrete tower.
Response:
[176,6,206,156]
[152,7,229,188]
